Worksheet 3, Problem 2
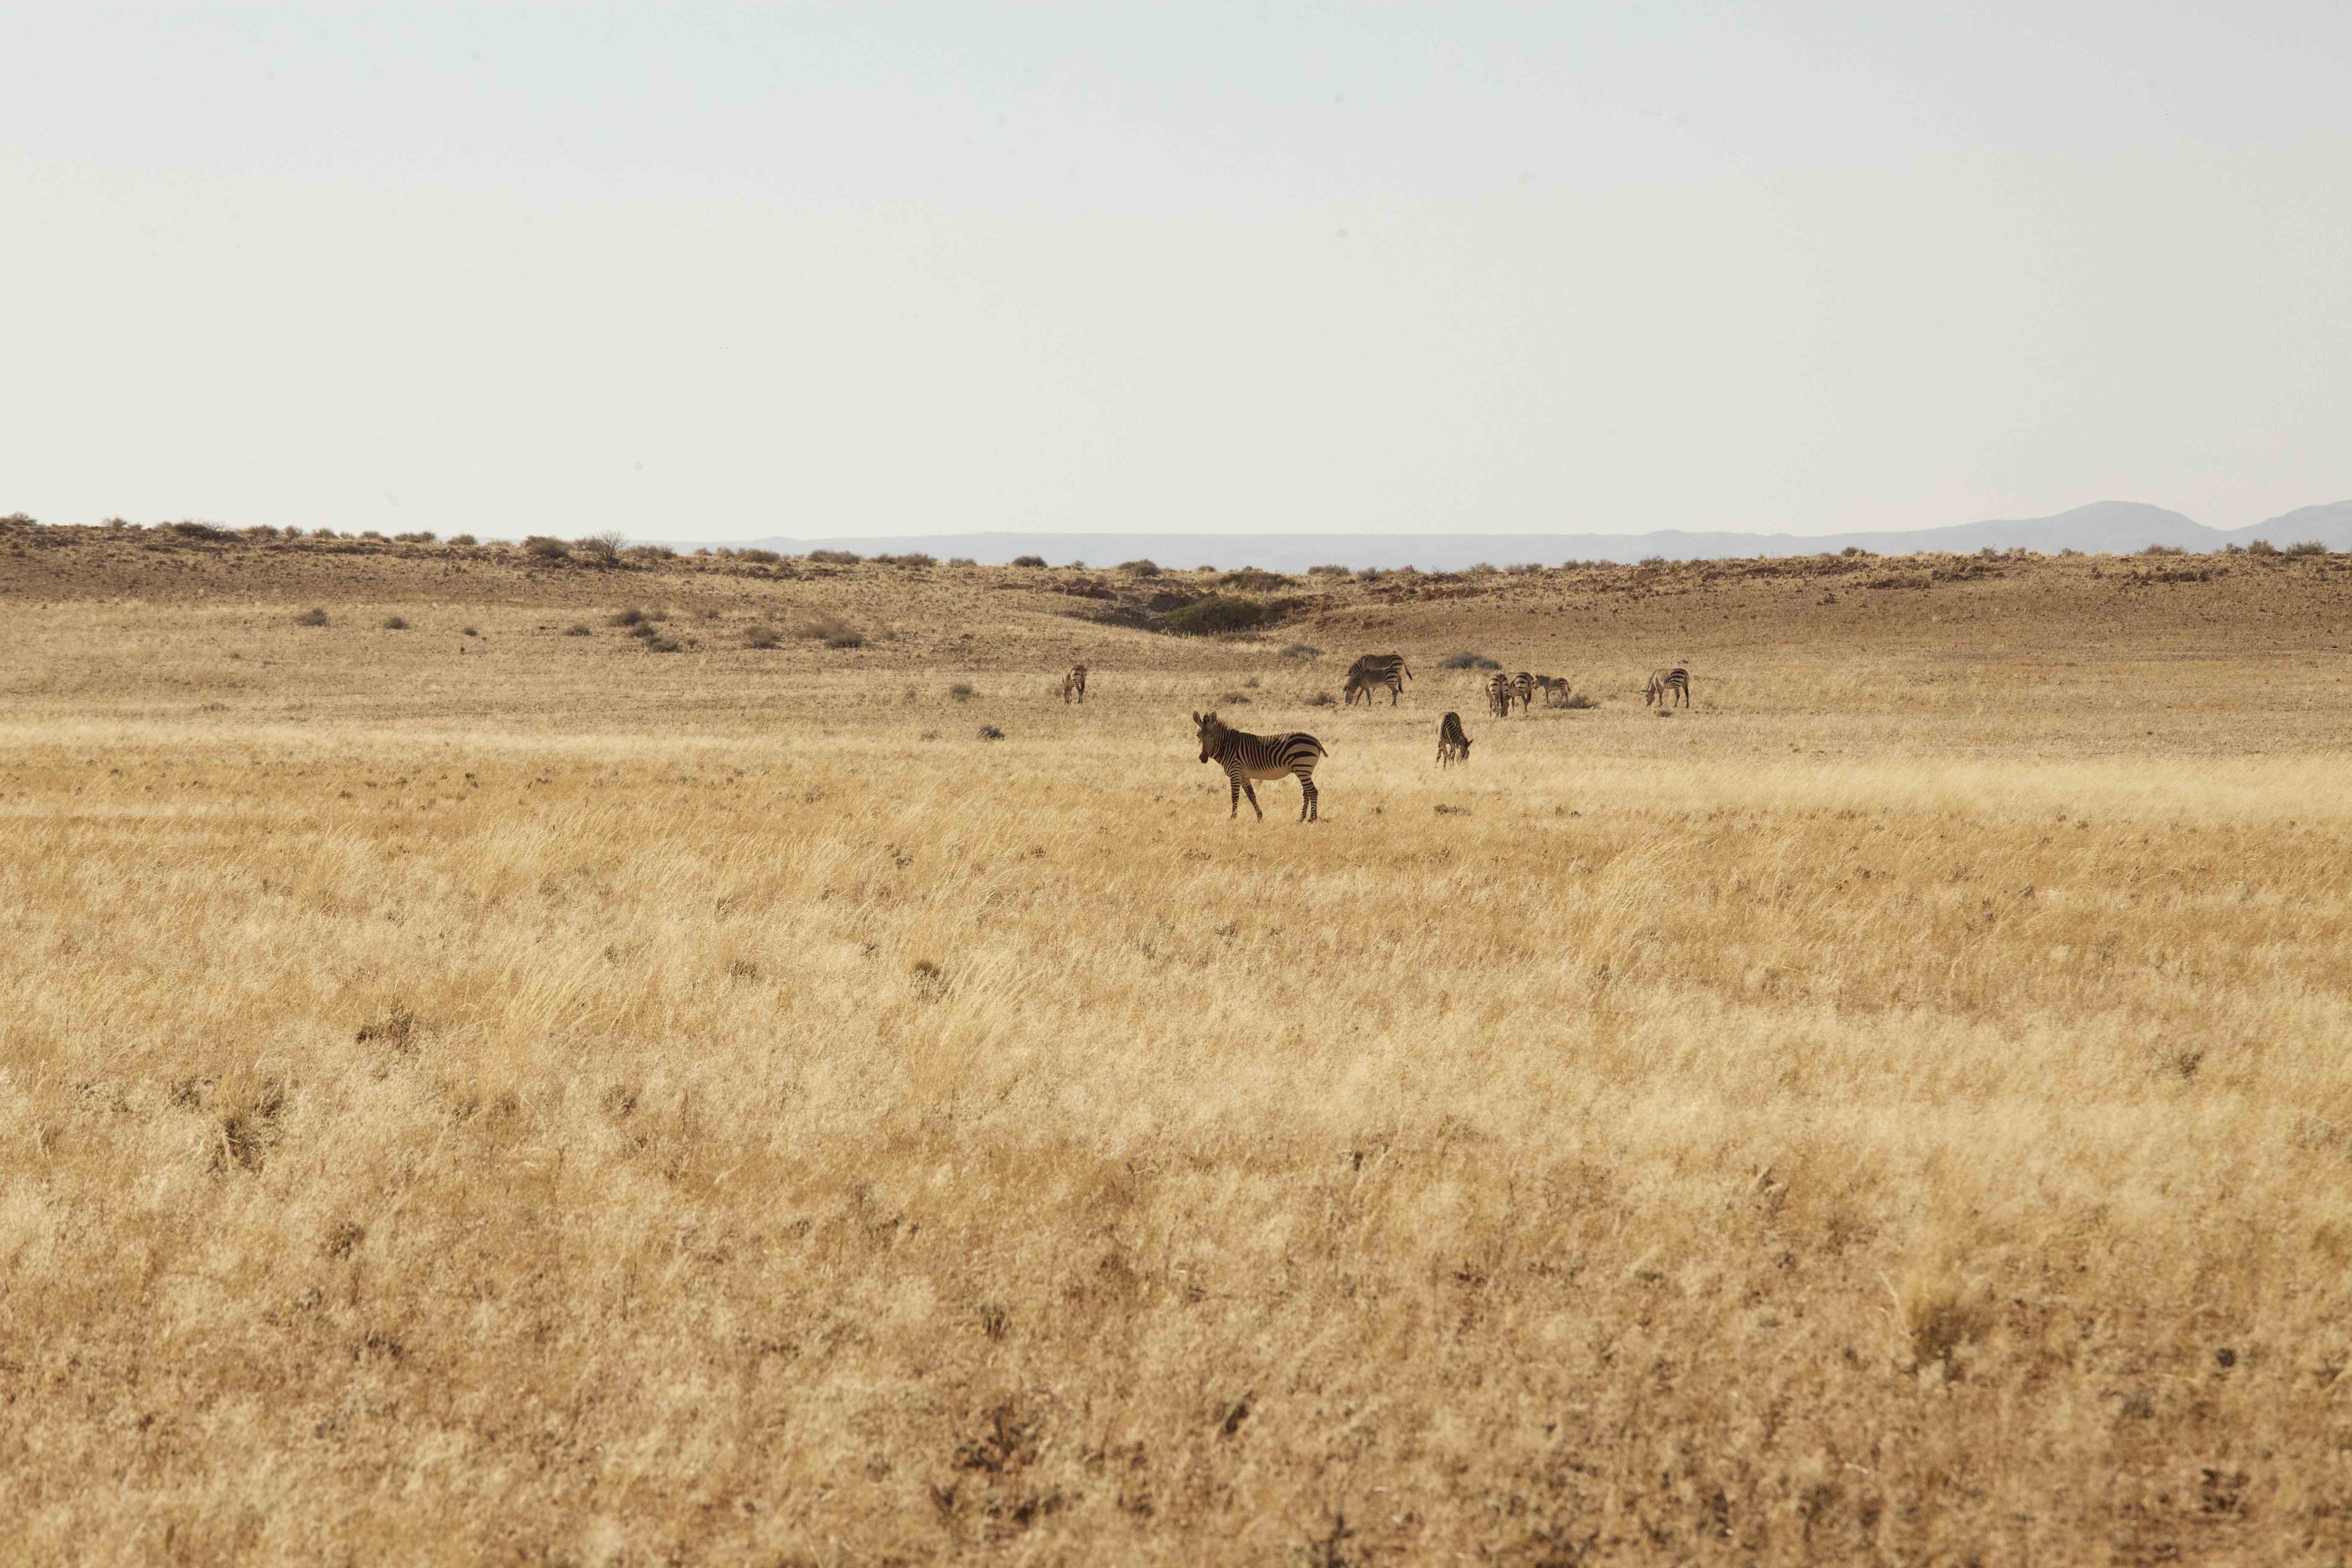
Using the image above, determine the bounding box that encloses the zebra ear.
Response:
[1191,711,1200,724]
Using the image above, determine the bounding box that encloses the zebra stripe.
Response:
[1062,663,1088,704]
[1645,667,1691,707]
[1436,711,1472,767]
[1343,652,1412,707]
[1194,710,1326,822]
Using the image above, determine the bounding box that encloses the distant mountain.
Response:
[682,499,2352,571]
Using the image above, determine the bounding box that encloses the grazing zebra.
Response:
[1436,711,1472,767]
[1645,666,1691,707]
[1062,663,1088,704]
[1486,673,1514,718]
[1194,710,1325,822]
[1512,672,1535,712]
[1536,675,1571,707]
[1342,652,1412,707]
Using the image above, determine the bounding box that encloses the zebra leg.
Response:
[1243,781,1263,820]
[1300,776,1317,821]
[1228,778,1241,818]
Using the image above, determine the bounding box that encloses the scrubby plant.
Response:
[611,609,648,627]
[1307,564,1350,577]
[947,557,977,568]
[948,683,976,701]
[564,624,592,637]
[808,549,861,565]
[1217,567,1294,592]
[977,725,1005,740]
[1280,644,1323,660]
[1119,559,1161,577]
[738,548,781,564]
[745,624,781,649]
[295,607,329,627]
[2247,539,2280,556]
[448,533,478,547]
[360,530,386,541]
[1163,596,1269,636]
[2286,539,2329,556]
[1011,555,1047,568]
[1438,652,1499,670]
[523,536,570,561]
[575,531,623,562]
[382,616,408,631]
[1305,691,1337,707]
[645,636,683,653]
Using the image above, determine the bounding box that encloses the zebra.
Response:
[1535,675,1572,708]
[1645,666,1691,707]
[1062,663,1088,704]
[1512,672,1535,712]
[1486,673,1514,719]
[1342,652,1412,707]
[1436,711,1472,767]
[1194,710,1325,821]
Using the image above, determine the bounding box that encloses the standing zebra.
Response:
[1062,663,1088,704]
[1194,710,1326,822]
[1342,652,1413,707]
[1645,666,1691,707]
[1512,672,1535,713]
[1436,711,1472,767]
[1535,675,1571,707]
[1487,673,1514,718]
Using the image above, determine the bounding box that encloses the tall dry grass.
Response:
[4,585,2352,1562]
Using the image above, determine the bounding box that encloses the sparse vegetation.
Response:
[1280,643,1323,660]
[977,724,1005,739]
[294,606,328,626]
[1305,690,1337,706]
[1118,559,1161,576]
[522,535,570,561]
[807,549,860,565]
[744,624,781,649]
[611,608,648,627]
[564,623,592,637]
[948,683,976,700]
[1011,554,1047,568]
[381,615,408,630]
[2248,539,2280,555]
[449,534,478,547]
[1438,651,1499,670]
[1307,564,1350,577]
[2287,539,2329,556]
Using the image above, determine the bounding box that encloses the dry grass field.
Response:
[7,518,2352,1564]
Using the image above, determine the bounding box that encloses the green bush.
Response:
[1163,596,1270,636]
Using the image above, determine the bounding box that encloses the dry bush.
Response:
[808,549,861,565]
[381,615,408,630]
[294,606,328,626]
[563,623,592,637]
[744,624,781,650]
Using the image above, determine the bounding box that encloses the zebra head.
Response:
[1193,711,1227,763]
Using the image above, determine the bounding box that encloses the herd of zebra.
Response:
[1176,654,1694,822]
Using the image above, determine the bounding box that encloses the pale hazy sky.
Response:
[4,3,2348,540]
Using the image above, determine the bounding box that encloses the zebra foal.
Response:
[1343,652,1412,707]
[1436,711,1472,767]
[1645,667,1691,707]
[1194,710,1326,822]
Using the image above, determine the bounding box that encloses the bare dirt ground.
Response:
[6,518,2352,1564]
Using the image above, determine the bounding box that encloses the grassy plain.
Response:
[6,521,2352,1563]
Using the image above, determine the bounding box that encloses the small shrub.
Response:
[1164,596,1270,636]
[1656,708,1675,719]
[312,528,340,540]
[1220,691,1254,704]
[382,615,408,630]
[1438,652,1499,670]
[1011,555,1047,568]
[462,626,480,637]
[1561,692,1599,709]
[1356,566,1384,582]
[1841,545,1868,557]
[564,624,592,637]
[2138,543,2184,557]
[948,683,976,701]
[295,607,328,627]
[1307,564,1350,577]
[241,525,277,540]
[360,530,386,541]
[2058,547,2083,558]
[792,611,857,642]
[1305,691,1337,707]
[738,548,781,564]
[1119,559,1161,576]
[626,544,678,562]
[2287,539,2329,556]
[2247,539,2280,556]
[1468,562,1498,576]
[808,549,861,565]
[1280,643,1322,660]
[978,725,1006,740]
[171,520,230,541]
[947,557,976,568]
[523,535,570,561]
[1243,676,1261,688]
[1065,560,1087,570]
[448,533,478,547]
[1434,804,1470,816]
[745,624,781,649]
[393,530,437,544]
[628,622,656,640]
[824,630,865,649]
[883,551,935,568]
[575,531,622,562]
[611,608,647,626]
[1638,554,1667,567]
[1506,562,1542,575]
[645,636,683,653]
[1217,567,1294,592]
